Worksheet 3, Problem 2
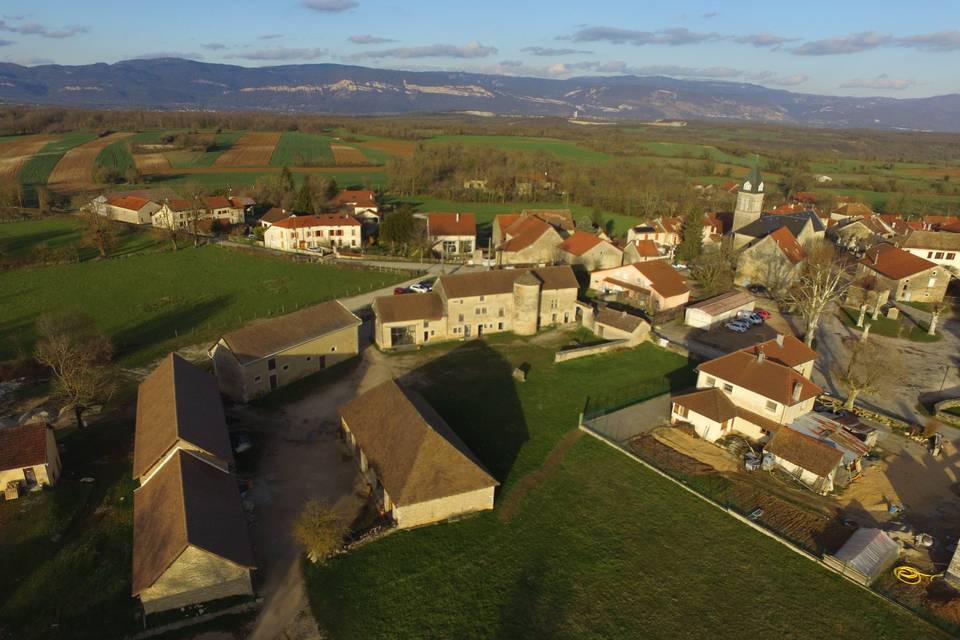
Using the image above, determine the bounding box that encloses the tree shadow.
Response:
[112,294,232,357]
[0,228,77,257]
[398,340,527,484]
[493,555,572,640]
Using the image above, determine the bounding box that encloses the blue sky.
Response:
[1,1,958,97]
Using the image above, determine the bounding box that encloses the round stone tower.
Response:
[512,271,542,336]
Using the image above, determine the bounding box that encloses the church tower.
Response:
[732,160,764,233]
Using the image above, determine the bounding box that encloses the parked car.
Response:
[409,280,433,293]
[393,287,409,295]
[755,309,771,320]
[736,310,763,325]
[725,321,749,333]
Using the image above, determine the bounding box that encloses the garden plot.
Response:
[331,144,369,165]
[213,132,281,167]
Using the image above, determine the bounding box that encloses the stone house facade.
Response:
[558,231,622,271]
[858,243,950,303]
[735,226,806,292]
[263,214,362,252]
[589,260,690,312]
[425,212,476,257]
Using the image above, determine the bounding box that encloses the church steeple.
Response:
[741,156,764,194]
[732,155,765,237]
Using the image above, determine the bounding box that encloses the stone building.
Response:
[263,214,361,252]
[372,265,579,350]
[622,239,663,264]
[734,226,807,292]
[152,198,244,230]
[0,423,61,498]
[897,230,960,276]
[495,216,565,266]
[858,243,950,303]
[339,379,498,529]
[588,260,690,312]
[731,163,764,234]
[209,300,361,402]
[558,231,623,271]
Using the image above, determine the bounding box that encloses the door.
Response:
[318,355,326,369]
[22,467,36,486]
[423,331,430,343]
[269,374,278,390]
[477,324,484,337]
[464,325,472,338]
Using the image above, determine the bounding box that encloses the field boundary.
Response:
[577,419,954,638]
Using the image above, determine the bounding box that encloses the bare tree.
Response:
[833,336,899,410]
[292,499,348,564]
[34,311,115,428]
[83,211,119,258]
[789,240,849,347]
[691,241,736,297]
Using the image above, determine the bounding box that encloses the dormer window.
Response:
[743,181,752,192]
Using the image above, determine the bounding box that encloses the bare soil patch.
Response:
[651,427,739,472]
[0,135,54,181]
[214,132,282,167]
[133,151,170,173]
[358,139,416,158]
[47,132,132,192]
[331,144,368,165]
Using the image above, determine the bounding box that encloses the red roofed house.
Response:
[735,226,807,292]
[0,423,61,499]
[259,207,293,228]
[95,194,161,225]
[858,243,950,303]
[492,210,573,247]
[330,189,379,222]
[589,259,690,311]
[671,346,822,443]
[425,212,476,257]
[153,197,243,230]
[495,216,565,266]
[558,231,622,271]
[263,214,361,252]
[627,217,683,247]
[201,196,244,222]
[622,239,663,264]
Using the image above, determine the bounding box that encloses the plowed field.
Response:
[213,132,281,167]
[47,133,133,192]
[0,136,54,181]
[133,152,170,173]
[331,144,368,165]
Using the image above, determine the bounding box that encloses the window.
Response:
[706,376,716,387]
[331,346,337,352]
[498,322,503,330]
[928,251,934,258]
[498,308,505,317]
[936,252,945,259]
[424,321,430,328]
[722,383,733,394]
[458,313,464,322]
[476,307,487,315]
[947,253,956,260]
[673,403,688,418]
[479,295,485,302]
[254,376,261,383]
[282,364,289,371]
[765,400,778,413]
[268,358,276,371]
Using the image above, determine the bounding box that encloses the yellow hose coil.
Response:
[893,566,944,585]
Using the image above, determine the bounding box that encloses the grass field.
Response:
[270,131,335,166]
[17,131,98,187]
[0,215,165,261]
[0,245,406,364]
[305,336,938,639]
[838,306,940,342]
[93,138,136,175]
[425,135,617,165]
[166,131,245,168]
[130,168,388,191]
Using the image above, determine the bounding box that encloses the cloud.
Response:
[0,19,88,39]
[131,52,205,61]
[259,34,283,40]
[348,34,395,44]
[226,47,329,61]
[521,46,593,56]
[702,11,719,18]
[302,0,358,12]
[499,59,523,67]
[895,30,960,52]
[626,64,741,78]
[0,39,13,47]
[349,41,498,60]
[6,56,53,66]
[202,43,227,50]
[749,71,809,86]
[734,32,794,48]
[840,74,915,90]
[792,31,892,55]
[567,26,722,46]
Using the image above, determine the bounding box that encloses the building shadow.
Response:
[494,555,572,640]
[113,294,232,357]
[398,340,528,484]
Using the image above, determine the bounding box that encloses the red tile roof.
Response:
[494,214,521,234]
[766,426,843,478]
[427,212,476,237]
[106,195,152,211]
[331,189,376,206]
[260,207,291,224]
[0,423,49,471]
[202,196,233,209]
[630,239,660,258]
[520,209,574,231]
[631,259,689,298]
[741,335,816,369]
[165,198,196,212]
[500,216,555,252]
[768,226,806,264]
[559,231,604,256]
[697,350,822,406]
[860,243,937,280]
[272,214,360,229]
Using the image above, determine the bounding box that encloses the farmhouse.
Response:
[622,239,663,263]
[558,231,623,271]
[0,423,61,499]
[495,216,565,266]
[425,212,476,257]
[627,217,683,247]
[209,300,361,402]
[896,230,960,275]
[684,290,755,329]
[95,194,161,225]
[492,209,572,247]
[330,189,378,221]
[201,196,245,222]
[764,426,844,494]
[152,198,244,230]
[263,214,361,252]
[259,207,292,227]
[132,450,256,615]
[589,260,690,312]
[741,334,817,378]
[827,216,895,253]
[858,243,950,303]
[134,353,234,484]
[372,265,579,350]
[339,379,498,529]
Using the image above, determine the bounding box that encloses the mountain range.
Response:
[1,58,959,132]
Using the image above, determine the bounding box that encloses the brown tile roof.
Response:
[230,196,255,208]
[427,212,476,237]
[629,239,660,258]
[861,243,937,280]
[339,380,498,505]
[687,290,755,316]
[134,354,233,480]
[595,307,648,334]
[372,292,444,324]
[672,388,737,423]
[493,214,521,234]
[437,265,578,299]
[766,426,843,478]
[836,202,874,218]
[330,189,376,207]
[260,207,291,224]
[697,351,822,406]
[604,277,650,295]
[0,423,49,471]
[106,195,153,211]
[165,198,196,212]
[631,260,689,298]
[520,209,574,231]
[219,300,360,364]
[132,450,255,595]
[939,221,960,233]
[499,216,555,252]
[559,231,604,256]
[659,217,683,235]
[202,196,233,209]
[768,226,806,264]
[898,230,960,251]
[741,335,817,369]
[272,214,360,229]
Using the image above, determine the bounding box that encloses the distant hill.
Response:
[2,58,960,132]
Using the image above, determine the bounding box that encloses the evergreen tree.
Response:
[293,180,314,214]
[676,208,704,263]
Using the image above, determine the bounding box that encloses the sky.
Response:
[1,0,958,98]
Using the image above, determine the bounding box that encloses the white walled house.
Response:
[95,195,160,225]
[425,212,476,257]
[897,230,960,276]
[263,214,361,252]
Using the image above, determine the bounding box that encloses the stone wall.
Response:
[555,339,630,362]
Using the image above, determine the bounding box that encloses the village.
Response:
[3,157,960,639]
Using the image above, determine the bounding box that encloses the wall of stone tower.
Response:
[732,190,764,232]
[512,281,541,336]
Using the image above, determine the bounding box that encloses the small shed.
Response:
[684,290,755,329]
[824,528,901,585]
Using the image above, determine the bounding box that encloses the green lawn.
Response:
[130,169,387,191]
[641,141,749,166]
[0,215,165,262]
[838,307,941,343]
[166,131,245,168]
[305,337,939,639]
[0,245,406,364]
[93,139,136,175]
[425,135,617,165]
[18,131,98,187]
[270,131,335,166]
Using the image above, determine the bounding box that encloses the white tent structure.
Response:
[824,528,901,585]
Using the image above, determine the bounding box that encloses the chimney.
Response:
[756,348,765,364]
[776,333,784,348]
[792,381,803,403]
